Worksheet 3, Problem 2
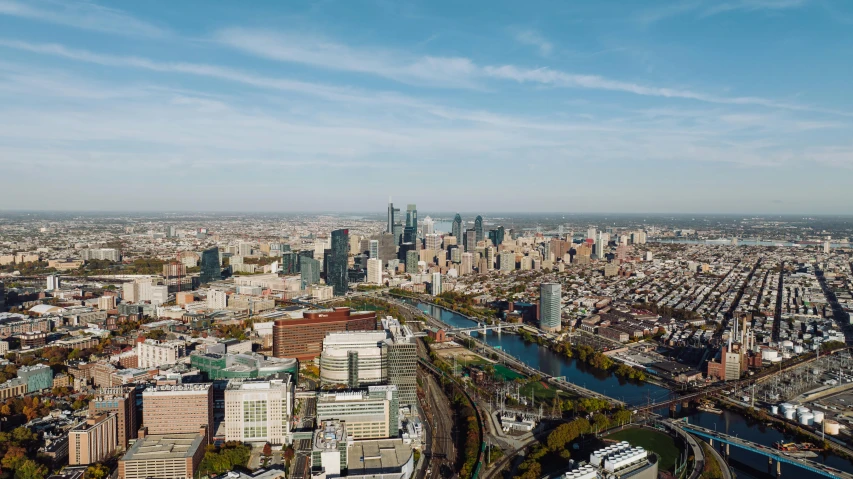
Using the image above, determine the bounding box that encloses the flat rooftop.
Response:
[122,433,204,462]
[346,439,412,475]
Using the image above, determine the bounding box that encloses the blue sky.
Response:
[0,0,851,213]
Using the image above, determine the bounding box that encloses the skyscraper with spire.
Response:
[474,215,484,243]
[452,213,463,240]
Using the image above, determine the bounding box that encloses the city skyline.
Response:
[1,1,852,213]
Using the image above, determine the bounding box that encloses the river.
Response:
[409,299,853,478]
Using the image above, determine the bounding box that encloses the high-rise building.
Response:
[328,229,349,296]
[90,386,139,450]
[452,213,463,240]
[273,308,377,361]
[499,252,515,272]
[69,413,117,465]
[199,247,221,284]
[465,228,476,252]
[824,240,831,254]
[539,283,562,332]
[595,232,608,260]
[46,274,61,291]
[316,385,399,439]
[405,250,418,273]
[474,215,484,243]
[142,384,213,442]
[488,226,505,247]
[403,204,417,243]
[431,272,442,295]
[224,378,294,445]
[460,253,474,275]
[137,340,186,368]
[587,227,597,241]
[383,318,417,406]
[485,247,495,270]
[319,331,388,387]
[282,251,299,274]
[422,216,434,235]
[207,289,228,309]
[300,256,321,290]
[0,281,5,312]
[368,239,379,259]
[425,234,441,251]
[387,198,400,234]
[367,258,383,285]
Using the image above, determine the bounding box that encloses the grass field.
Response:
[606,427,680,472]
[493,364,523,381]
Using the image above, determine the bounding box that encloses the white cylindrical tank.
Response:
[799,412,814,426]
[813,411,825,424]
[784,409,796,420]
[782,340,794,349]
[781,403,794,411]
[762,350,779,361]
[824,419,841,435]
[794,345,804,354]
[797,406,809,415]
[770,405,779,415]
[803,333,812,340]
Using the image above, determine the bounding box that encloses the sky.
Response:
[0,0,852,214]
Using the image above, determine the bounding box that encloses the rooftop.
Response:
[346,439,413,476]
[122,433,205,462]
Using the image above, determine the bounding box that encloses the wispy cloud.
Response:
[637,0,812,24]
[0,0,168,37]
[511,28,553,56]
[214,28,481,89]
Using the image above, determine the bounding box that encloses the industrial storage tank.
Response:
[796,406,810,415]
[824,419,841,435]
[784,409,796,420]
[782,340,794,349]
[813,411,825,424]
[794,345,804,354]
[770,405,779,415]
[780,403,794,411]
[762,349,780,361]
[799,412,814,426]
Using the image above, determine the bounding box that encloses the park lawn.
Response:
[493,364,524,381]
[520,380,566,402]
[606,427,680,472]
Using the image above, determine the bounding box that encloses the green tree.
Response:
[14,459,47,479]
[84,463,110,479]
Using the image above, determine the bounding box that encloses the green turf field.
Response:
[606,427,680,472]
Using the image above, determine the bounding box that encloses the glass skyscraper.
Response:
[300,257,321,290]
[452,213,463,240]
[328,229,349,296]
[199,247,221,284]
[281,251,299,275]
[403,204,417,243]
[539,283,562,332]
[474,215,484,243]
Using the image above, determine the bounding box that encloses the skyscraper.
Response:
[300,257,321,290]
[452,213,463,240]
[422,216,435,235]
[368,239,379,259]
[540,283,562,332]
[367,258,383,285]
[405,250,418,273]
[328,229,349,296]
[387,198,399,234]
[488,226,505,247]
[282,251,299,274]
[474,215,484,243]
[403,204,417,243]
[465,228,476,252]
[431,272,442,295]
[199,247,220,284]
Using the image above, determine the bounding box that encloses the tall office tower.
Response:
[328,229,349,296]
[488,226,505,246]
[90,386,139,450]
[367,258,383,285]
[442,235,457,248]
[405,250,419,273]
[460,253,474,275]
[387,198,400,233]
[486,247,496,270]
[300,257,321,290]
[587,227,597,241]
[282,251,299,274]
[595,232,607,259]
[392,222,403,246]
[450,247,462,264]
[199,247,221,284]
[69,413,118,465]
[403,204,418,243]
[452,213,463,240]
[142,384,214,443]
[382,318,418,406]
[224,378,294,445]
[0,282,5,312]
[474,215,484,243]
[422,216,435,235]
[539,283,562,332]
[431,272,442,295]
[558,225,564,238]
[824,241,831,254]
[465,228,476,252]
[46,274,61,291]
[207,289,228,309]
[369,240,379,259]
[425,234,441,251]
[499,252,515,272]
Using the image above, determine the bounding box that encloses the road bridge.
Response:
[672,420,852,479]
[450,322,522,335]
